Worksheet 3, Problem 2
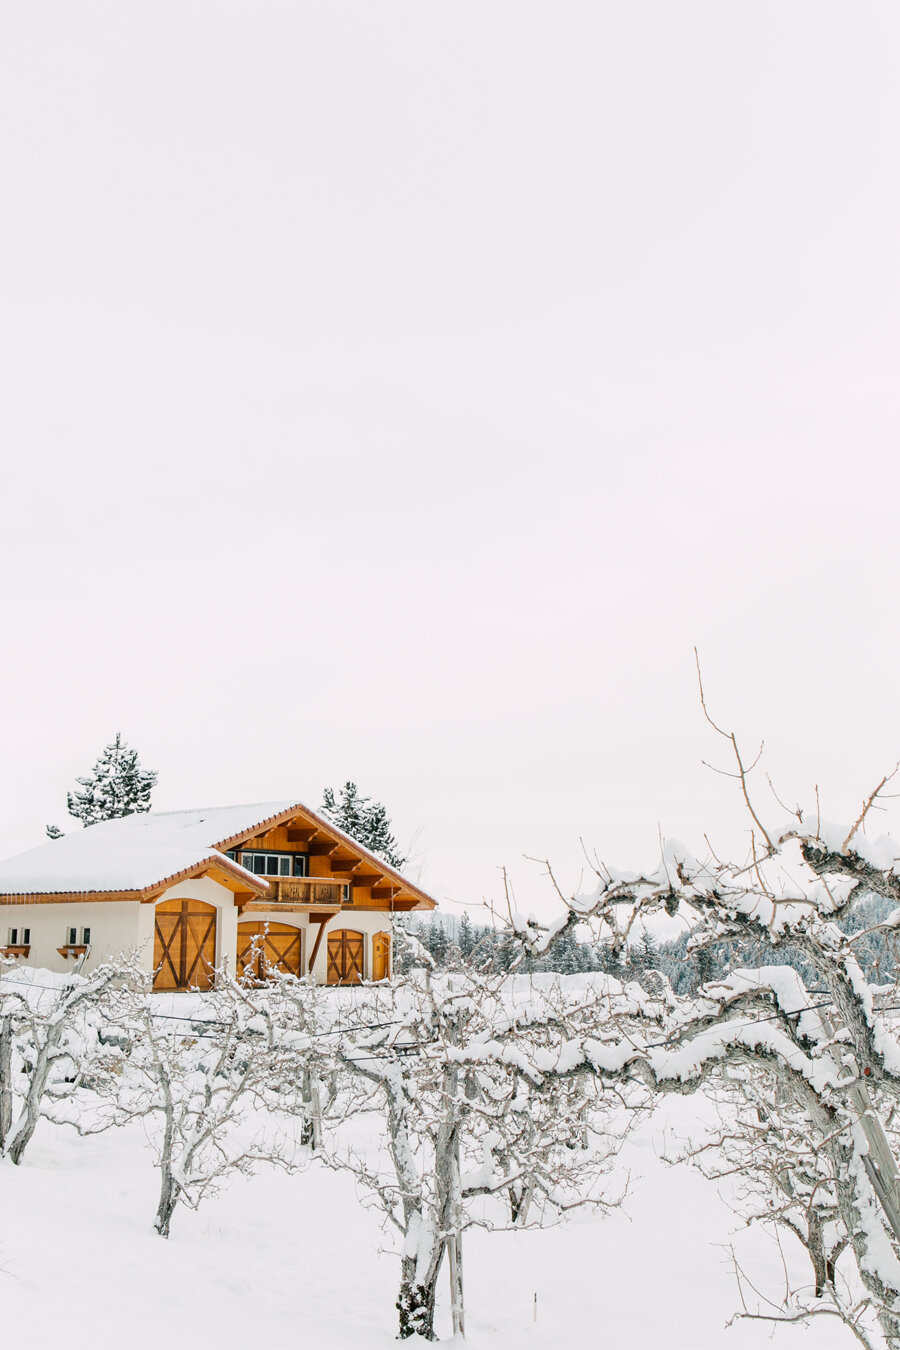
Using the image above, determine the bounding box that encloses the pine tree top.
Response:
[320,781,407,870]
[64,733,158,829]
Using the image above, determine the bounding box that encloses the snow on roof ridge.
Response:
[148,799,301,818]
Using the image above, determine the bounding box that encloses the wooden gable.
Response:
[214,803,435,913]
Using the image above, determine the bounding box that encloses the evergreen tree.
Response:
[694,943,720,988]
[49,733,157,834]
[320,782,407,869]
[321,782,368,842]
[553,927,580,975]
[364,801,406,870]
[639,931,660,970]
[458,911,475,958]
[429,920,449,965]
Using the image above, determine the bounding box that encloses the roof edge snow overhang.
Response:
[0,852,270,906]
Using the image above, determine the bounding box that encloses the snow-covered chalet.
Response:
[0,800,436,989]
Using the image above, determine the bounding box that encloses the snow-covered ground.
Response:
[2,1093,851,1349]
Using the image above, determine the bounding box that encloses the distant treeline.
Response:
[399,893,900,993]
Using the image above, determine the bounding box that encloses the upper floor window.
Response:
[229,850,308,878]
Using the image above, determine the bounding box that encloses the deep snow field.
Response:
[2,1090,851,1350]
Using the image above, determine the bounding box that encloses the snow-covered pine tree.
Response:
[64,733,158,828]
[458,911,475,958]
[552,926,579,975]
[321,782,368,842]
[320,781,407,869]
[428,919,449,965]
[363,800,406,869]
[639,930,660,970]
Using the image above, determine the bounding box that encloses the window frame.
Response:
[232,850,308,879]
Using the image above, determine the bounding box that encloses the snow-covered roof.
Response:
[0,800,301,897]
[0,799,437,909]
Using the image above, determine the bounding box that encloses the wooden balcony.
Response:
[239,876,346,912]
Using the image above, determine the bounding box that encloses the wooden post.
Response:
[446,993,466,1339]
[821,1011,900,1246]
[310,1070,323,1151]
[302,1067,324,1150]
[848,1078,900,1244]
[448,1229,464,1338]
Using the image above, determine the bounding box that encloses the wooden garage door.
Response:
[326,930,364,985]
[153,898,217,992]
[372,931,391,982]
[237,922,303,981]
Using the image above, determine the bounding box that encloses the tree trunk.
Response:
[0,1015,12,1150]
[807,1213,829,1299]
[154,1164,179,1238]
[5,1020,65,1164]
[447,1232,464,1338]
[448,1135,465,1337]
[398,1239,444,1340]
[301,1068,323,1150]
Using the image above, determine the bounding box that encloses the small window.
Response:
[342,884,351,905]
[67,927,77,946]
[293,855,308,878]
[8,928,17,945]
[82,928,91,945]
[239,850,300,877]
[22,929,30,945]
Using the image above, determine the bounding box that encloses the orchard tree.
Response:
[500,682,900,1350]
[320,781,407,869]
[299,947,645,1340]
[0,955,142,1163]
[47,733,158,837]
[103,973,310,1237]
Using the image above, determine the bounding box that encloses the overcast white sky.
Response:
[1,3,898,918]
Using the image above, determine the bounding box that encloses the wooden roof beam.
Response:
[332,857,363,873]
[308,838,339,856]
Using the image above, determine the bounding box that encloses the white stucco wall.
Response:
[1,877,239,980]
[0,902,143,975]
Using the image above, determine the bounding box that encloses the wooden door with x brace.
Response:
[153,898,217,991]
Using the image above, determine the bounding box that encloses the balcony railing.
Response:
[261,877,346,906]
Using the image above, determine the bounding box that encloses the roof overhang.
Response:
[0,852,270,906]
